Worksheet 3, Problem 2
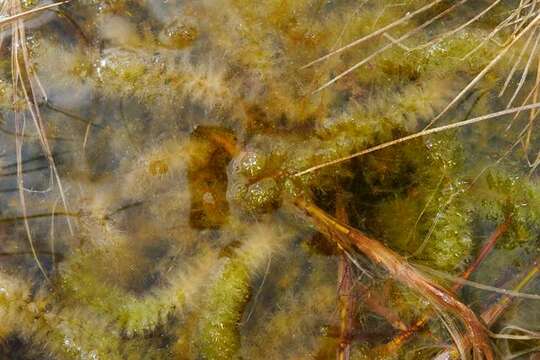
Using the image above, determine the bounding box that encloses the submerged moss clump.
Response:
[330,133,473,270]
[56,241,220,337]
[471,170,540,249]
[197,258,250,360]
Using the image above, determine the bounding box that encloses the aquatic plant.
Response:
[1,1,540,359]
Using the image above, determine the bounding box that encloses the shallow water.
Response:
[0,1,539,359]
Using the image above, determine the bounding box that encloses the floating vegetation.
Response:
[1,0,540,359]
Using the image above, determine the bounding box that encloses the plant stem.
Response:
[459,219,512,283]
[435,258,540,360]
[295,198,494,360]
[356,282,407,331]
[382,218,511,353]
[335,195,355,360]
[482,259,540,327]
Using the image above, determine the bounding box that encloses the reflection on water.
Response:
[0,1,539,359]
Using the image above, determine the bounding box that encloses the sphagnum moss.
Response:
[2,1,540,359]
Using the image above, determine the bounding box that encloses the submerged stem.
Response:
[381,218,511,354]
[335,195,355,360]
[435,258,540,360]
[295,198,494,360]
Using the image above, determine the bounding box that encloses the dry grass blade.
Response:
[300,0,445,70]
[0,1,69,27]
[499,29,536,97]
[512,0,538,35]
[3,0,74,279]
[410,0,501,51]
[524,55,540,150]
[311,0,470,94]
[425,10,540,129]
[423,269,540,301]
[10,0,47,280]
[460,9,518,62]
[507,31,540,108]
[506,58,540,130]
[294,102,540,177]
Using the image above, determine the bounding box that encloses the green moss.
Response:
[470,170,540,249]
[421,203,472,269]
[2,0,540,358]
[197,258,251,360]
[356,135,474,270]
[159,19,199,49]
[56,244,217,336]
[238,150,268,178]
[243,178,281,211]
